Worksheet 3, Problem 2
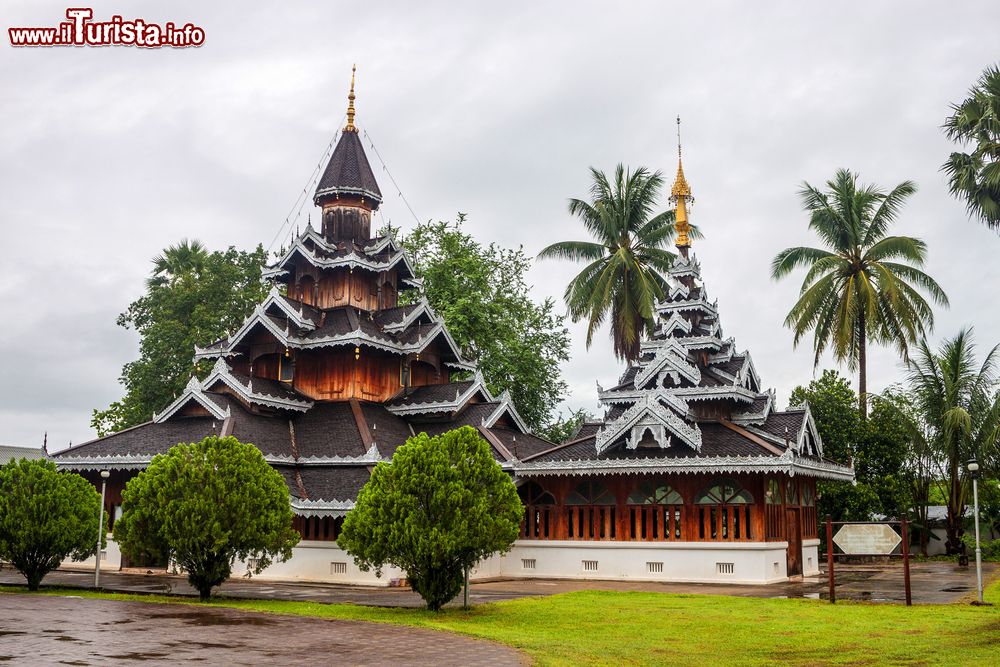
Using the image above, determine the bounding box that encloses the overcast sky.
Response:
[2,1,998,451]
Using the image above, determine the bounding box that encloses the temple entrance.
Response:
[785,507,802,576]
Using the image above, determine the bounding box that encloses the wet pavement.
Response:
[1,560,993,606]
[0,594,526,666]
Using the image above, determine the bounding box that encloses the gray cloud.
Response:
[2,1,998,449]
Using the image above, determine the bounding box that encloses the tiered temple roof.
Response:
[511,139,853,484]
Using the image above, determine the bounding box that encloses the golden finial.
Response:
[670,116,692,249]
[345,64,357,132]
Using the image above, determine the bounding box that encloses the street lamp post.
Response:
[95,470,110,589]
[967,459,983,603]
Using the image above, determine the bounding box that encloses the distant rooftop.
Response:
[0,444,47,463]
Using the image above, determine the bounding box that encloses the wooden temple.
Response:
[55,78,852,585]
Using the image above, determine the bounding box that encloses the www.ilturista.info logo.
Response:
[9,8,205,48]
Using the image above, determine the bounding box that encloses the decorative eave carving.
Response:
[595,394,702,454]
[153,376,231,423]
[203,358,313,412]
[730,389,775,426]
[633,341,701,388]
[264,236,416,280]
[290,498,356,518]
[482,389,530,433]
[513,450,855,482]
[386,372,493,416]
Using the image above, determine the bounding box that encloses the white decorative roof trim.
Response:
[671,385,758,403]
[597,388,692,416]
[382,299,434,333]
[657,297,718,318]
[797,404,824,457]
[263,288,318,331]
[55,454,155,471]
[707,339,738,364]
[482,389,530,433]
[674,335,726,352]
[386,374,493,416]
[290,498,356,518]
[153,377,230,423]
[667,282,690,300]
[730,390,775,426]
[197,312,468,365]
[513,451,854,482]
[667,255,701,278]
[314,183,382,203]
[596,395,702,453]
[656,313,693,337]
[634,342,701,388]
[269,237,416,280]
[203,359,313,412]
[265,448,381,467]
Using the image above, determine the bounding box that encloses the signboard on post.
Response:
[832,524,902,555]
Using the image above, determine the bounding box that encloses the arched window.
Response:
[566,480,616,505]
[785,478,799,505]
[519,481,556,506]
[696,478,754,541]
[696,479,754,505]
[765,478,783,540]
[627,480,683,505]
[566,480,616,540]
[628,479,684,540]
[519,482,556,539]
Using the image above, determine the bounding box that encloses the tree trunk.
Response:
[858,313,867,421]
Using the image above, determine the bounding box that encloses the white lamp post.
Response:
[95,470,110,588]
[967,459,983,603]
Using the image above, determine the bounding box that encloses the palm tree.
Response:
[943,64,1000,231]
[771,169,949,419]
[905,329,1000,555]
[148,239,208,289]
[538,165,689,362]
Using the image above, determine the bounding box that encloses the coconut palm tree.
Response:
[538,165,689,363]
[771,169,949,419]
[943,64,1000,231]
[148,239,208,289]
[905,329,1000,555]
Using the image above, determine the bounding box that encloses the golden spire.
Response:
[670,116,692,249]
[345,64,358,132]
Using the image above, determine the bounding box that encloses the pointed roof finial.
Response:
[670,116,693,250]
[345,64,358,132]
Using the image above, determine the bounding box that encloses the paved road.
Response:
[0,594,526,666]
[1,560,992,606]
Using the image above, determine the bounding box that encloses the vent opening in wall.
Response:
[807,557,813,570]
[716,562,735,575]
[331,561,348,575]
[773,562,780,575]
[647,561,664,574]
[521,558,536,570]
[99,550,107,560]
[582,560,599,572]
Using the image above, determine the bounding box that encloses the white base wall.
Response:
[235,541,406,586]
[802,539,820,576]
[475,540,791,585]
[58,537,801,587]
[60,534,121,572]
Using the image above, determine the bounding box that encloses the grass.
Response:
[4,580,1000,666]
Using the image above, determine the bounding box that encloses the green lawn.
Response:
[4,580,1000,666]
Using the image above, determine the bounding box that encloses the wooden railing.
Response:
[628,505,684,540]
[566,506,617,540]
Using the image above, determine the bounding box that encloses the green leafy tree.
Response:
[943,64,1000,230]
[338,426,522,611]
[114,436,299,600]
[393,216,570,431]
[904,329,1000,555]
[535,408,595,444]
[92,243,269,435]
[789,370,913,526]
[539,165,692,363]
[0,459,105,591]
[772,169,948,419]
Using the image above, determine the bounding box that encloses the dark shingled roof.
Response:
[298,466,372,501]
[293,402,366,458]
[56,417,223,458]
[373,303,422,327]
[489,428,554,460]
[757,409,807,442]
[359,402,414,458]
[523,421,791,464]
[313,130,382,205]
[228,410,294,458]
[387,381,477,409]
